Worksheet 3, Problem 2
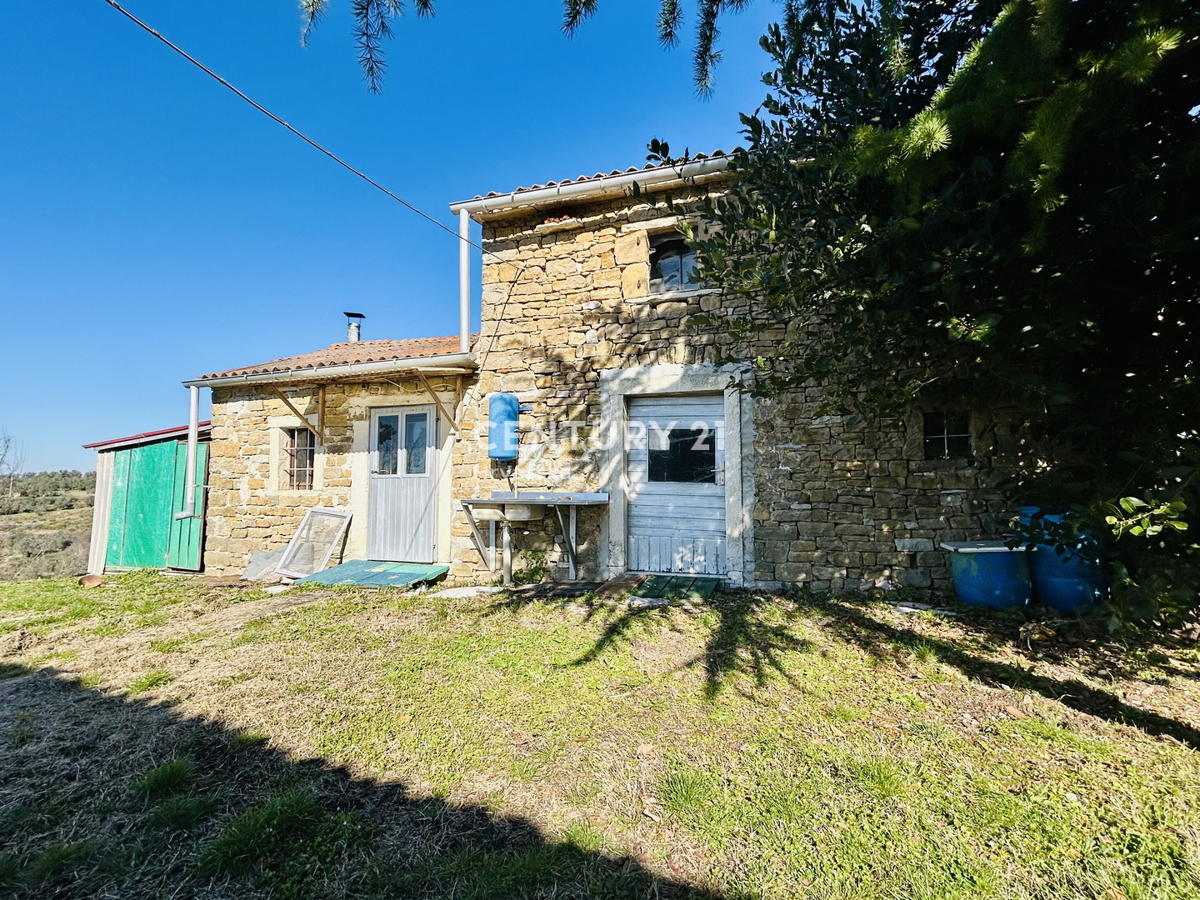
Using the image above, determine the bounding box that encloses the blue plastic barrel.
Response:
[941,541,1032,609]
[1019,507,1106,613]
[488,392,520,460]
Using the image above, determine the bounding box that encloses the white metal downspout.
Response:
[175,384,200,519]
[459,208,470,354]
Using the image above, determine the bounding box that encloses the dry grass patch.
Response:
[0,575,1198,898]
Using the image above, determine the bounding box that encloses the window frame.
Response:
[647,426,719,484]
[648,233,699,294]
[922,412,972,460]
[283,427,317,490]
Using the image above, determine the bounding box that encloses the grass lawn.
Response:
[1,572,1198,898]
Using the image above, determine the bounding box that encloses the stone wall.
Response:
[204,180,1026,592]
[447,186,754,582]
[205,377,459,575]
[750,398,1027,592]
[449,182,1025,592]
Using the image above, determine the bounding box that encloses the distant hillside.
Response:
[0,470,95,579]
[1,469,95,515]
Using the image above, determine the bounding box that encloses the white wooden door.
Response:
[367,406,437,563]
[626,395,726,575]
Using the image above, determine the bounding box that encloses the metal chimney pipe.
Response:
[344,311,365,342]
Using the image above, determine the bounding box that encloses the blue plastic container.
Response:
[1019,507,1106,614]
[941,541,1032,609]
[488,392,520,461]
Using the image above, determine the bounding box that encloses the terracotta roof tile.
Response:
[473,151,728,200]
[197,334,475,381]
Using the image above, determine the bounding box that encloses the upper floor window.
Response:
[284,427,316,489]
[649,235,698,293]
[923,412,970,460]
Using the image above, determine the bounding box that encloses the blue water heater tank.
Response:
[488,392,520,461]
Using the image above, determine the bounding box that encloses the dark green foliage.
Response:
[27,840,96,884]
[401,840,662,900]
[150,795,219,831]
[297,0,435,93]
[512,550,549,584]
[0,854,18,889]
[195,790,324,875]
[306,0,759,94]
[0,796,67,839]
[133,757,195,801]
[194,788,374,895]
[689,0,1198,620]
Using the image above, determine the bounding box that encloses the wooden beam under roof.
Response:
[270,387,319,439]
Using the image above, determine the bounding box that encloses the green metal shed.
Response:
[84,422,211,574]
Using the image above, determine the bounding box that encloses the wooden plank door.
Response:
[367,406,437,563]
[626,395,727,576]
[167,442,209,570]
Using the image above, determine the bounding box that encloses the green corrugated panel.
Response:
[167,442,208,570]
[297,561,449,587]
[104,442,177,569]
[104,449,133,568]
[123,442,177,568]
[631,575,719,601]
[634,575,674,598]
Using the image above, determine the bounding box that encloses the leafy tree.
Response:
[296,0,760,93]
[298,0,435,93]
[686,0,1198,618]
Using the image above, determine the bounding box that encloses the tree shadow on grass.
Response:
[0,665,730,900]
[489,588,814,700]
[807,594,1200,751]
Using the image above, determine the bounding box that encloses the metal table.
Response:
[459,492,609,584]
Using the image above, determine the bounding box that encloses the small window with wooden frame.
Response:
[283,427,316,490]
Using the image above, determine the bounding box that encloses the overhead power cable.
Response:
[101,0,537,373]
[99,0,483,253]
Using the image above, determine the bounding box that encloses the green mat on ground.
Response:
[297,560,449,587]
[631,575,719,601]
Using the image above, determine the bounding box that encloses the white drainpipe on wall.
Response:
[176,384,200,520]
[459,208,471,354]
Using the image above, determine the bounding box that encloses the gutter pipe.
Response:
[175,351,476,520]
[459,209,470,354]
[448,156,730,219]
[176,384,200,520]
[181,352,477,390]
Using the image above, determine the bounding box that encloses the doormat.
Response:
[631,575,720,602]
[297,560,449,588]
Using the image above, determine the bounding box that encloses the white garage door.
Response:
[626,394,726,575]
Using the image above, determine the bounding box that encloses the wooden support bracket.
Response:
[271,387,319,438]
[317,385,326,444]
[415,370,461,435]
[454,374,465,434]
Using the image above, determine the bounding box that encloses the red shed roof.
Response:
[84,421,212,451]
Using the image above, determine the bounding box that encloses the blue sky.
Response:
[0,1,777,472]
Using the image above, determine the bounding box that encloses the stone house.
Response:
[185,153,1022,591]
[187,335,475,572]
